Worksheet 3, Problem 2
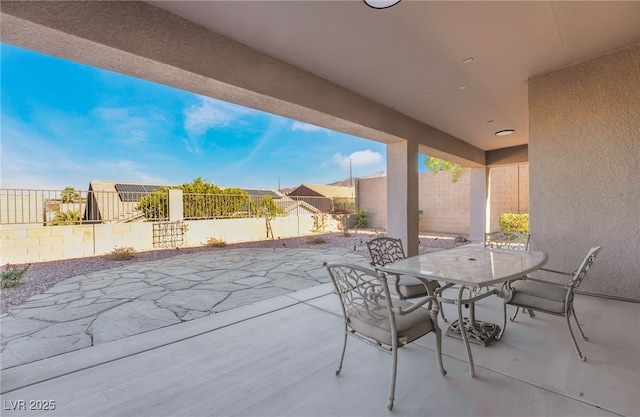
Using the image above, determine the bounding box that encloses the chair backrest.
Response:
[570,246,602,290]
[324,262,394,325]
[367,237,406,267]
[484,231,530,250]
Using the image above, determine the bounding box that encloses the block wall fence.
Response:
[0,215,344,265]
[358,164,529,235]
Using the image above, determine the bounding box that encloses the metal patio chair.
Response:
[499,246,602,360]
[324,262,446,411]
[484,231,531,251]
[366,237,452,321]
[483,231,534,317]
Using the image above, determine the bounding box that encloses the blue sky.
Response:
[1,44,427,191]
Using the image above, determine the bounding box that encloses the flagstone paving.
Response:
[0,248,368,369]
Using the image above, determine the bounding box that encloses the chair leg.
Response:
[497,302,508,340]
[571,306,589,341]
[565,313,586,361]
[510,305,520,321]
[387,345,398,411]
[435,324,447,376]
[439,300,447,322]
[336,328,348,375]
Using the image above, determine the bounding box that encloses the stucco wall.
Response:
[529,44,640,300]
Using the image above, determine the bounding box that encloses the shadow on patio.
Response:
[1,279,638,416]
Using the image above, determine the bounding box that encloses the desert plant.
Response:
[424,156,465,183]
[104,246,136,261]
[307,236,327,244]
[353,210,369,229]
[48,210,80,226]
[61,186,79,203]
[206,237,227,247]
[256,195,284,217]
[499,213,529,234]
[1,263,29,288]
[311,214,328,233]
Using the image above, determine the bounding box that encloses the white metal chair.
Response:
[483,231,534,318]
[366,236,452,321]
[499,246,602,360]
[324,262,446,411]
[484,231,530,251]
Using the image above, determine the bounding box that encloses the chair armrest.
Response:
[433,282,455,295]
[522,276,571,288]
[394,295,439,315]
[539,267,573,276]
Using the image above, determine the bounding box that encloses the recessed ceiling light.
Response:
[462,57,474,64]
[459,86,467,90]
[495,129,515,136]
[364,0,401,9]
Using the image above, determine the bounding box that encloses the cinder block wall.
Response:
[0,215,343,265]
[418,169,470,234]
[358,165,529,235]
[489,165,529,232]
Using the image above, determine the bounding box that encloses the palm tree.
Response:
[61,187,79,203]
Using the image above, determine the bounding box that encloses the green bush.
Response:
[48,210,80,226]
[1,263,29,288]
[499,213,529,234]
[353,210,369,229]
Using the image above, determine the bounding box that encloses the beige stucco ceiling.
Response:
[146,0,640,152]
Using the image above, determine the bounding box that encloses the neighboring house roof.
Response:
[287,184,354,199]
[278,196,321,215]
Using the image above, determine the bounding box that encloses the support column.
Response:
[387,140,419,256]
[168,189,184,222]
[469,167,489,242]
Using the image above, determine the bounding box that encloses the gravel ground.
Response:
[0,231,467,314]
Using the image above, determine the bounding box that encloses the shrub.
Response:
[499,213,529,234]
[307,236,327,244]
[104,246,136,261]
[353,210,368,229]
[311,214,328,233]
[206,237,227,247]
[1,263,29,288]
[48,210,80,226]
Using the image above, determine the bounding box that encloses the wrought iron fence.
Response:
[0,188,356,225]
[0,189,167,225]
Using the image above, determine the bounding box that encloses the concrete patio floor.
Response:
[1,281,638,416]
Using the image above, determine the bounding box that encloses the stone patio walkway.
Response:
[0,248,368,369]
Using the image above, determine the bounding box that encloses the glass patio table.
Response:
[380,244,548,376]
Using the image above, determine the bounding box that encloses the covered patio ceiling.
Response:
[146,1,640,159]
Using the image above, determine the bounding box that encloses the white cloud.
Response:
[93,107,163,145]
[332,149,383,169]
[183,97,253,153]
[290,121,324,132]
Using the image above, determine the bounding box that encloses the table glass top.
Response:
[380,245,548,288]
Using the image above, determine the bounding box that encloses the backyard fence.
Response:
[0,188,357,225]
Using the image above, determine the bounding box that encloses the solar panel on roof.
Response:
[242,189,280,198]
[115,183,164,202]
